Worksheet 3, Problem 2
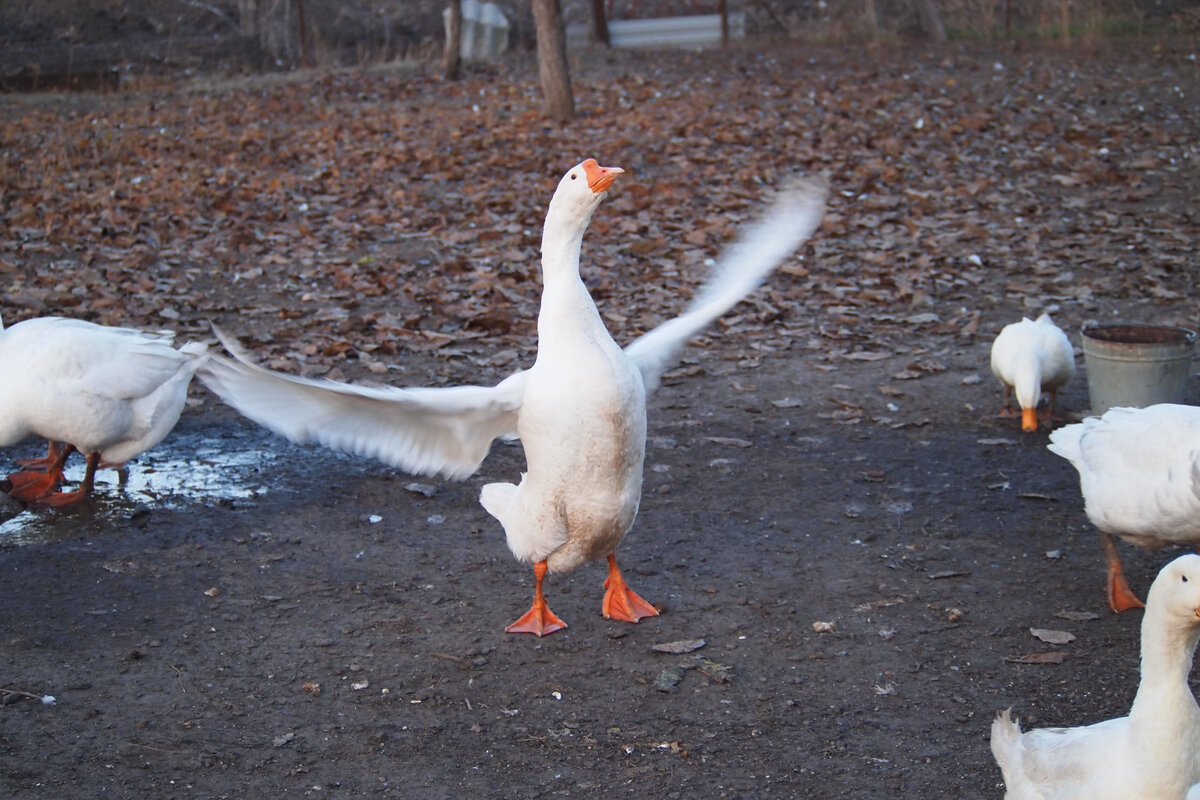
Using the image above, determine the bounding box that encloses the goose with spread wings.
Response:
[198,159,826,635]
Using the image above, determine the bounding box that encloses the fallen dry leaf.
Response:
[705,436,753,448]
[0,38,1191,434]
[1030,628,1076,645]
[651,639,707,654]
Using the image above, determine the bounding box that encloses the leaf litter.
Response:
[0,45,1194,408]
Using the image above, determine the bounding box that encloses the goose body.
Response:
[198,160,827,634]
[0,316,207,504]
[1049,403,1200,610]
[990,314,1075,432]
[991,553,1200,799]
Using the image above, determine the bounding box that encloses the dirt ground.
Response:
[1,36,1199,800]
[1,322,1197,799]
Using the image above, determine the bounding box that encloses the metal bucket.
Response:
[1081,324,1196,414]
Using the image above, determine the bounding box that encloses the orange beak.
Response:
[1021,406,1038,432]
[582,159,623,193]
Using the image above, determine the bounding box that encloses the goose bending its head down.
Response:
[991,553,1200,799]
[1049,403,1200,612]
[990,314,1075,432]
[197,159,827,635]
[0,315,207,505]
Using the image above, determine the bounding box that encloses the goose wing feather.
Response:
[624,176,827,392]
[197,327,525,480]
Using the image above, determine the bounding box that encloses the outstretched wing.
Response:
[623,176,827,392]
[197,327,526,480]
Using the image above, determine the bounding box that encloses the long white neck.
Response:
[536,191,604,345]
[539,186,596,287]
[1129,602,1200,728]
[1012,356,1044,410]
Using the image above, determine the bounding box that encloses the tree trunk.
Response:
[591,0,610,46]
[532,0,574,121]
[863,0,880,42]
[237,0,259,36]
[911,0,946,41]
[443,0,462,80]
[293,0,311,67]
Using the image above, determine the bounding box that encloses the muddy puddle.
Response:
[0,424,281,545]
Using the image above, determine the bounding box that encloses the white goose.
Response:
[0,315,207,505]
[1049,403,1200,611]
[991,553,1200,799]
[198,159,827,635]
[990,314,1075,432]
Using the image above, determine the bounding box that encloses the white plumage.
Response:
[990,314,1075,432]
[198,160,827,634]
[1049,403,1200,611]
[0,315,207,504]
[991,553,1200,799]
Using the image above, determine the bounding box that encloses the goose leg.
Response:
[15,441,62,470]
[1039,389,1062,427]
[996,385,1019,419]
[5,444,75,502]
[39,452,102,507]
[1101,532,1144,612]
[506,560,567,636]
[602,553,658,623]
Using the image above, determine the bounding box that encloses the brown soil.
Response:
[0,335,1193,798]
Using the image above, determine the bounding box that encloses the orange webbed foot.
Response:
[1101,532,1145,613]
[602,554,659,623]
[506,602,568,637]
[1107,570,1145,612]
[5,470,62,503]
[28,452,100,508]
[506,560,568,637]
[15,441,65,471]
[6,442,76,502]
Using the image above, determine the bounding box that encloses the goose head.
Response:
[540,159,624,276]
[544,160,623,231]
[1145,553,1200,629]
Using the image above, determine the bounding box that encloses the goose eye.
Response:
[570,173,578,180]
[1184,575,1190,583]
